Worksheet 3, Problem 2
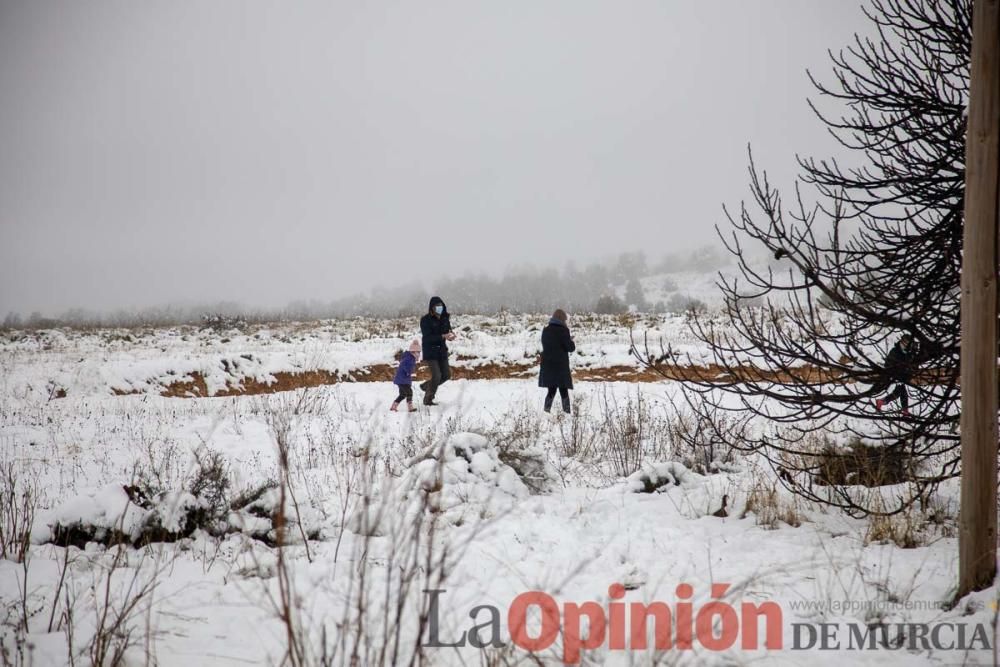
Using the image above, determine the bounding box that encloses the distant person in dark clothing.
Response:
[419,296,455,406]
[391,339,421,412]
[539,308,576,413]
[875,334,918,415]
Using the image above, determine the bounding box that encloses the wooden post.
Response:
[958,0,1000,598]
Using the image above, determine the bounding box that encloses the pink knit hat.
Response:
[409,339,421,353]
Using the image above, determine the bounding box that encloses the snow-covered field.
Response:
[0,319,994,666]
[0,314,722,400]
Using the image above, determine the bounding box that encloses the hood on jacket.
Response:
[428,296,448,314]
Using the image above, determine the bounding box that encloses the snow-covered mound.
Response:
[625,461,705,493]
[349,432,529,536]
[411,432,530,512]
[34,484,206,546]
[33,481,323,548]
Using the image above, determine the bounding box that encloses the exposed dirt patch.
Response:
[159,374,212,398]
[444,362,536,381]
[109,360,947,399]
[158,366,397,398]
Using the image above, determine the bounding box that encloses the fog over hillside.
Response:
[1,245,760,329]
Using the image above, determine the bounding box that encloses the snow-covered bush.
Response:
[482,404,556,494]
[39,484,202,547]
[625,461,703,494]
[666,406,743,475]
[350,433,529,536]
[227,484,322,545]
[186,447,232,526]
[409,432,529,515]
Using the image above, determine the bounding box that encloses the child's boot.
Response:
[390,401,399,412]
[407,401,418,413]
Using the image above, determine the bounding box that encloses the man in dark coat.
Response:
[419,296,454,405]
[875,334,918,415]
[539,308,575,413]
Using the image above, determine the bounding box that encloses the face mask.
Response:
[434,305,444,315]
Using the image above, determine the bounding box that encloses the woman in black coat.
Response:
[419,296,455,405]
[539,308,575,413]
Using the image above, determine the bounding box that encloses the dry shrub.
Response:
[479,404,553,494]
[812,437,910,487]
[257,394,489,667]
[862,493,950,549]
[67,547,171,667]
[665,405,743,474]
[865,511,923,549]
[187,447,231,525]
[5,516,172,666]
[597,388,668,477]
[555,397,600,459]
[742,477,803,529]
[0,462,35,563]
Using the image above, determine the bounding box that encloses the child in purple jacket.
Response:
[391,339,422,412]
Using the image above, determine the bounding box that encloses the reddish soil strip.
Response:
[140,362,890,398]
[156,363,541,398]
[100,358,950,399]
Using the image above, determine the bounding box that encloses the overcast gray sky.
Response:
[0,1,869,315]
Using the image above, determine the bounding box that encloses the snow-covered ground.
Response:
[0,321,994,666]
[0,308,854,401]
[0,314,713,399]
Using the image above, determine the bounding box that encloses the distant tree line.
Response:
[1,246,732,330]
[325,247,728,317]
